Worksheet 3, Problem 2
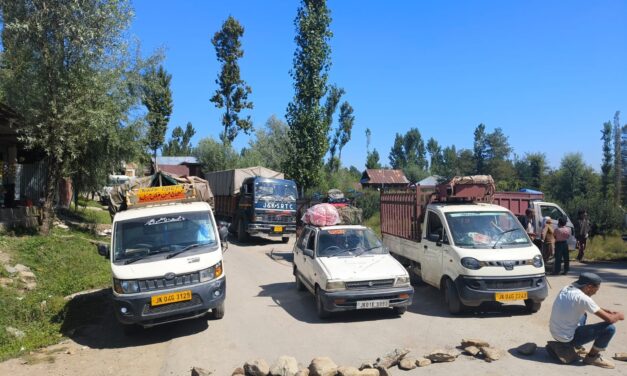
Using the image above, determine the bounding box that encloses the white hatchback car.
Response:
[292,224,414,319]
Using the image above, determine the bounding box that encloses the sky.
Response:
[130,0,627,171]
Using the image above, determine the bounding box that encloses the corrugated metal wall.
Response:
[17,161,47,201]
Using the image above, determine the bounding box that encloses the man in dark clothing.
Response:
[575,209,590,262]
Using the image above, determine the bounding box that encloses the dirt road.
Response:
[1,239,625,375]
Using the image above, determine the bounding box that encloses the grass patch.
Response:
[76,197,105,209]
[0,228,110,361]
[365,211,381,237]
[59,207,111,225]
[584,235,626,261]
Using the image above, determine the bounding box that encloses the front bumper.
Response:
[318,286,414,312]
[248,223,296,237]
[454,274,547,307]
[112,277,226,327]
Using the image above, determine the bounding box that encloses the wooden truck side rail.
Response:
[492,191,544,216]
[380,185,436,242]
[213,195,239,219]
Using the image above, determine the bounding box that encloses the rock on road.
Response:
[1,239,626,376]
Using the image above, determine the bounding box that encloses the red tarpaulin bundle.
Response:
[302,203,340,227]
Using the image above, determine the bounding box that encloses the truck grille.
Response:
[263,214,295,223]
[345,279,395,289]
[143,295,202,315]
[463,277,543,291]
[138,272,200,292]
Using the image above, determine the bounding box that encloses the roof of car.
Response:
[113,201,212,222]
[306,224,368,231]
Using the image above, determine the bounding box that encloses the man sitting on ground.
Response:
[549,272,624,369]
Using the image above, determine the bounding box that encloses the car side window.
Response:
[298,228,311,250]
[306,230,316,251]
[427,211,445,242]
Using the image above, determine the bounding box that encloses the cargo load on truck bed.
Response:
[108,171,213,216]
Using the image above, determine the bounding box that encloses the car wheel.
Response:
[394,306,407,316]
[444,279,465,315]
[295,270,306,291]
[211,302,225,320]
[315,287,331,320]
[524,299,541,313]
[237,219,249,243]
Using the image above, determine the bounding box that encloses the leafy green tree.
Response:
[0,0,142,234]
[426,137,443,175]
[210,16,253,145]
[514,152,548,190]
[194,137,240,172]
[162,122,196,156]
[473,123,487,174]
[404,128,427,170]
[336,101,354,165]
[365,128,372,153]
[389,133,405,169]
[240,115,292,172]
[457,149,476,176]
[613,111,622,203]
[142,65,173,166]
[600,121,613,199]
[366,149,381,169]
[440,145,458,177]
[325,85,344,168]
[285,0,333,190]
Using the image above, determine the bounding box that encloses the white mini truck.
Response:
[292,224,414,319]
[98,183,226,330]
[381,176,548,314]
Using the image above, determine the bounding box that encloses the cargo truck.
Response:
[99,172,227,333]
[380,176,548,314]
[492,190,576,250]
[205,167,297,243]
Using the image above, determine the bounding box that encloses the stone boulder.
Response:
[479,347,501,362]
[463,346,480,356]
[232,367,245,375]
[308,357,338,376]
[190,367,212,376]
[546,341,578,364]
[415,358,431,367]
[295,369,309,376]
[244,359,270,376]
[6,326,25,339]
[336,366,361,376]
[398,358,416,370]
[358,370,379,376]
[426,350,457,363]
[374,348,409,369]
[270,356,299,376]
[461,339,489,348]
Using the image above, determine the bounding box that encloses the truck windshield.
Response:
[112,211,217,264]
[254,181,297,202]
[445,211,530,248]
[317,228,386,257]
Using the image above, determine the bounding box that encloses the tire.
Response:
[281,236,290,243]
[294,270,306,291]
[315,287,331,319]
[394,306,407,316]
[524,299,541,313]
[237,219,249,243]
[444,278,465,315]
[211,302,225,320]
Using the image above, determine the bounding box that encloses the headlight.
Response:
[532,255,543,268]
[325,281,345,291]
[113,279,139,294]
[200,261,223,282]
[461,257,482,270]
[395,276,411,287]
[254,216,264,222]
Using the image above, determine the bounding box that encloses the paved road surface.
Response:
[1,238,626,376]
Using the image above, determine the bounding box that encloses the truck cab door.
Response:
[421,211,447,285]
[540,204,576,250]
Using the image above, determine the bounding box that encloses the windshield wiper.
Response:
[353,246,381,256]
[165,243,206,259]
[124,254,153,265]
[492,228,520,249]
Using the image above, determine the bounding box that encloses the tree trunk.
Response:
[40,158,61,235]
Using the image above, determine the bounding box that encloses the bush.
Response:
[354,189,380,221]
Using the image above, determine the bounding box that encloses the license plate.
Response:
[273,225,283,232]
[151,290,192,306]
[356,299,390,309]
[495,291,528,302]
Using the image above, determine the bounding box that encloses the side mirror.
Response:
[303,249,314,258]
[97,244,110,259]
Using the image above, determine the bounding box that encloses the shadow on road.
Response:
[58,288,210,349]
[227,234,292,248]
[266,250,293,264]
[257,282,407,324]
[507,346,586,367]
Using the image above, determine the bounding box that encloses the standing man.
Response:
[575,209,590,262]
[549,272,624,369]
[553,217,571,275]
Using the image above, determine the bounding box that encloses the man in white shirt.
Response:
[549,272,624,369]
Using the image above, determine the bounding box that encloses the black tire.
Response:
[281,236,290,243]
[211,302,225,320]
[394,306,407,316]
[122,324,142,336]
[409,262,423,285]
[315,287,331,319]
[524,299,541,313]
[237,219,249,243]
[444,278,465,315]
[294,270,306,291]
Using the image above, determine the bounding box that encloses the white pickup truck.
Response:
[292,224,414,319]
[98,177,226,332]
[381,176,548,314]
